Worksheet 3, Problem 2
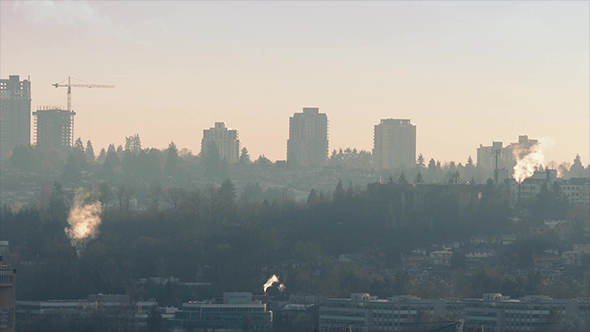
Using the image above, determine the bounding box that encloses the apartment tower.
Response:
[287,107,328,167]
[33,106,75,157]
[373,119,416,170]
[201,122,240,163]
[0,75,31,161]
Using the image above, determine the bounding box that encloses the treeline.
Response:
[1,176,587,306]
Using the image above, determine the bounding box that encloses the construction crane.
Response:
[53,77,115,145]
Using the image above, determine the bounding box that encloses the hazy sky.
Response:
[2,1,588,165]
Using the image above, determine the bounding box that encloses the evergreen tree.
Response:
[417,154,425,168]
[239,147,251,165]
[62,153,82,184]
[333,180,345,201]
[397,171,409,186]
[85,140,95,163]
[307,189,318,206]
[414,171,425,184]
[164,142,180,177]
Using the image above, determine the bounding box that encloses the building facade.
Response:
[0,255,16,332]
[287,107,328,167]
[319,293,447,332]
[201,122,240,163]
[373,119,416,170]
[33,107,75,156]
[16,294,157,328]
[0,75,31,161]
[477,135,539,181]
[463,293,580,332]
[168,292,272,332]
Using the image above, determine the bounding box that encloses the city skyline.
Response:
[1,1,588,164]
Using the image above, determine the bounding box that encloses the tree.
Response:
[8,145,38,171]
[450,252,466,270]
[333,180,345,201]
[147,305,164,332]
[125,134,142,154]
[307,189,318,206]
[417,154,425,168]
[397,172,409,186]
[239,147,251,165]
[86,140,95,163]
[97,148,107,163]
[62,153,82,184]
[164,142,180,177]
[414,171,425,184]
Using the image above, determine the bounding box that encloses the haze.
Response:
[1,0,588,163]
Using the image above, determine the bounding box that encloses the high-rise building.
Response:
[0,255,16,332]
[373,119,416,170]
[33,106,75,156]
[201,122,240,163]
[0,75,31,161]
[477,135,539,180]
[287,107,328,167]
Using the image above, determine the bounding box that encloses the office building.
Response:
[17,294,158,328]
[463,293,580,331]
[373,119,416,170]
[0,75,31,161]
[319,293,447,331]
[287,107,328,167]
[33,106,75,156]
[201,122,240,163]
[168,292,272,332]
[0,255,16,332]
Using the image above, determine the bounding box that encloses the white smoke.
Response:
[513,138,554,183]
[65,189,103,255]
[263,275,285,293]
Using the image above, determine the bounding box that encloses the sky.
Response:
[1,1,588,165]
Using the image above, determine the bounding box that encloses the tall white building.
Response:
[201,122,240,163]
[373,119,416,170]
[287,107,328,167]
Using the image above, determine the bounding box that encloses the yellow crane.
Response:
[52,77,115,145]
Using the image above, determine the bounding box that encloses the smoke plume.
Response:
[65,189,103,254]
[263,275,285,293]
[513,138,554,183]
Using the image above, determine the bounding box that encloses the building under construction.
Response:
[0,75,31,161]
[33,106,75,156]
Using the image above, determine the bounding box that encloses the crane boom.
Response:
[52,76,115,146]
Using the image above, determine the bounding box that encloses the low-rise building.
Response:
[16,294,157,328]
[168,292,272,332]
[429,250,453,266]
[463,293,580,331]
[319,293,447,331]
[562,244,590,266]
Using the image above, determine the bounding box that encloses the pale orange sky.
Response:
[1,1,588,165]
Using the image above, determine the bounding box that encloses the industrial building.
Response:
[287,107,329,167]
[319,293,447,331]
[372,119,416,170]
[16,294,158,328]
[463,293,581,331]
[0,75,31,161]
[0,255,16,332]
[33,106,75,156]
[201,122,240,163]
[168,292,272,332]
